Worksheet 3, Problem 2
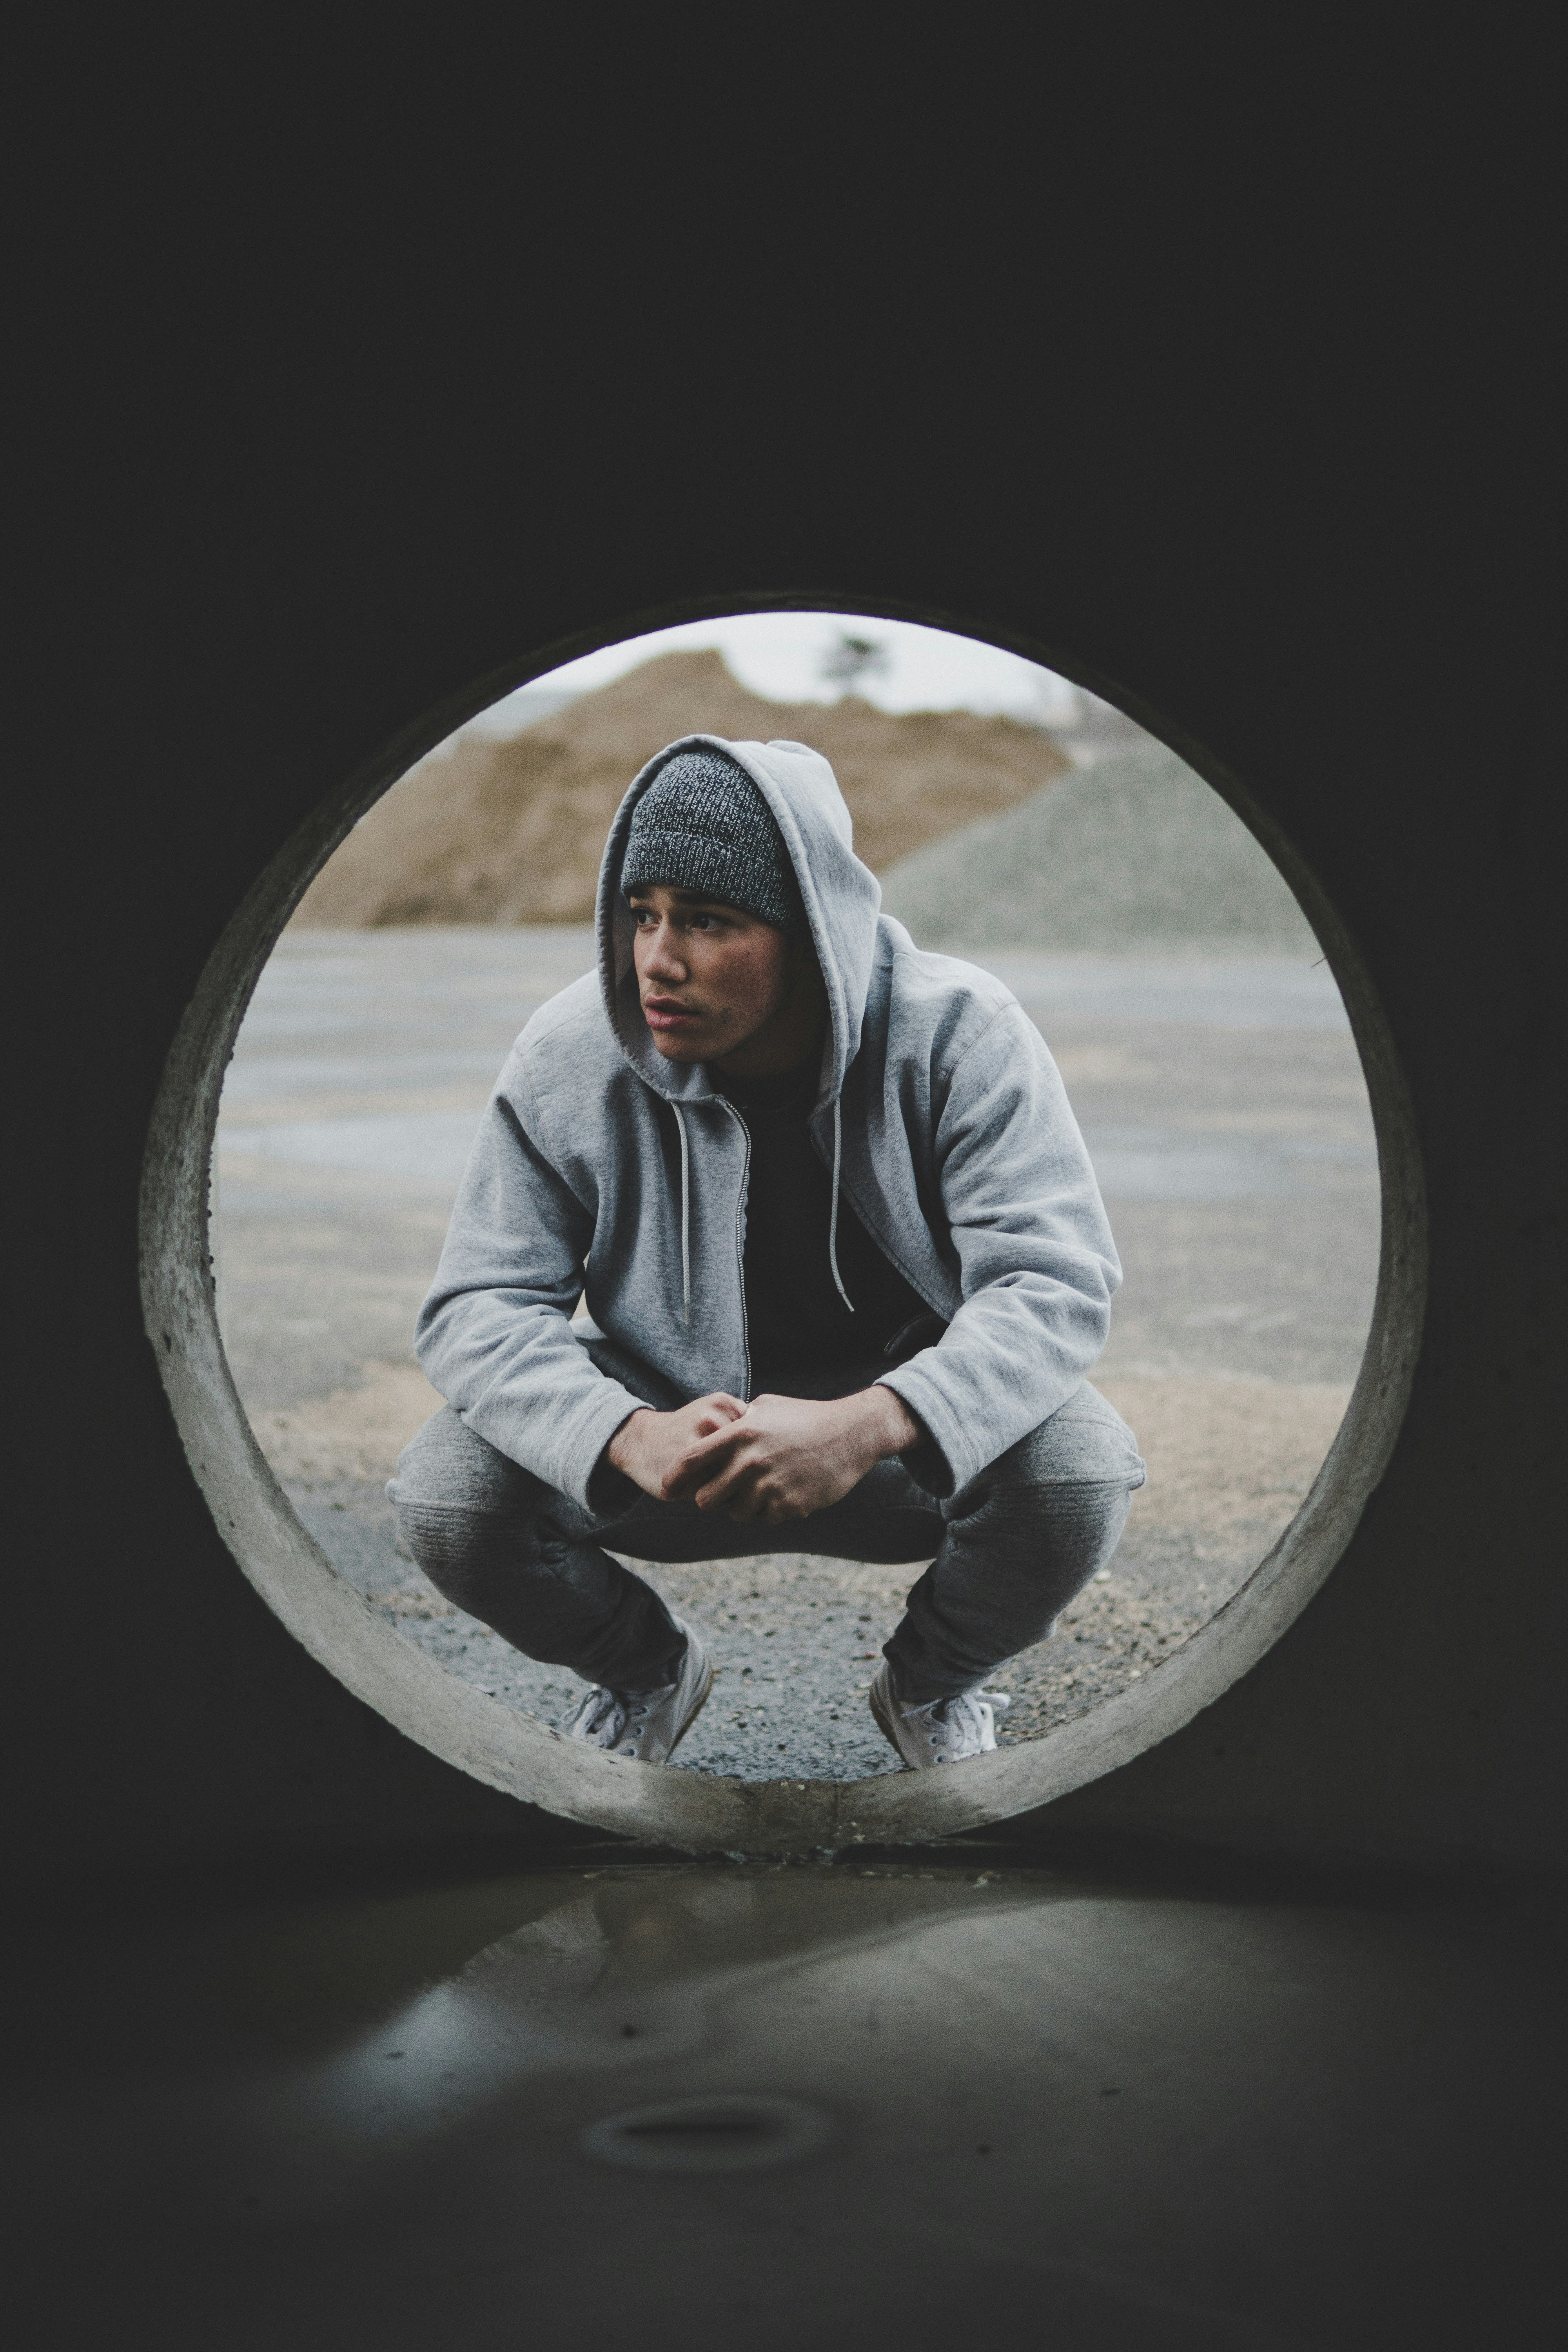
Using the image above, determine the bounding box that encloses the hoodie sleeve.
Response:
[414,1064,651,1509]
[876,1000,1121,1497]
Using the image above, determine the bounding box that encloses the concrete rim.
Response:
[138,610,1426,1856]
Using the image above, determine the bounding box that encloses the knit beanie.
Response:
[620,748,805,935]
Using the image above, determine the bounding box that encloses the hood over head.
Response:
[596,733,882,1114]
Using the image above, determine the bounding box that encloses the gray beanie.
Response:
[620,748,805,935]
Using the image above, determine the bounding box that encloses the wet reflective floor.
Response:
[10,1854,1557,2347]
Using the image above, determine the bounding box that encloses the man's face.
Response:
[629,885,799,1067]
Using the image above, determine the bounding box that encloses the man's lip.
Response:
[643,999,698,1026]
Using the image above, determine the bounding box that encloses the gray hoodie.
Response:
[415,733,1122,1509]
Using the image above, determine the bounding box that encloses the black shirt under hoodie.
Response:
[717,1062,938,1394]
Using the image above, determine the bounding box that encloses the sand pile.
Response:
[293,650,1067,926]
[879,742,1317,953]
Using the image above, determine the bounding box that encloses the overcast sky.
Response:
[461,612,1100,737]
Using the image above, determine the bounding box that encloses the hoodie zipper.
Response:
[720,1101,755,1399]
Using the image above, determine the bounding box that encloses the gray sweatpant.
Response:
[389,1361,1145,1705]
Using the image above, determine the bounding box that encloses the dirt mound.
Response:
[879,742,1318,953]
[292,650,1067,926]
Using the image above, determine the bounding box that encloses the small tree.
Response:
[818,630,891,696]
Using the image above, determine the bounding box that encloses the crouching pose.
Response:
[391,735,1144,1769]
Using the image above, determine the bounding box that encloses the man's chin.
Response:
[649,1033,709,1063]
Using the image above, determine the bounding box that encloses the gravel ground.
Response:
[220,926,1378,1784]
[260,1364,1349,1780]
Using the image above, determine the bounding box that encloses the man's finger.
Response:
[680,1397,744,1446]
[664,1423,757,1495]
[717,1469,810,1524]
[668,1421,757,1496]
[714,1483,765,1521]
[692,1455,758,1512]
[693,1450,769,1515]
[690,1403,743,1438]
[662,1424,750,1499]
[681,1419,756,1468]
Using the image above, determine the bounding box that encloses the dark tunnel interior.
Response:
[15,41,1559,2349]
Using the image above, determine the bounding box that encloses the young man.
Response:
[391,736,1144,1769]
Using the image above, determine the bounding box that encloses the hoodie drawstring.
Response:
[828,1095,855,1312]
[671,1102,692,1327]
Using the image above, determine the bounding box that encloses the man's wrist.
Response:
[606,1408,653,1474]
[862,1383,920,1459]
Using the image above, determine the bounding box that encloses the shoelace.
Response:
[574,1680,676,1755]
[901,1688,1012,1760]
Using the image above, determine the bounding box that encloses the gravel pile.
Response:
[879,743,1317,953]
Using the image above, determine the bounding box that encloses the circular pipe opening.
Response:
[139,602,1425,1855]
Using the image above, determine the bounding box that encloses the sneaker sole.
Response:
[662,1653,716,1762]
[868,1669,912,1767]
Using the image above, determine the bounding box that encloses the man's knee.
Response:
[388,1405,535,1517]
[386,1411,537,1599]
[991,1381,1146,1492]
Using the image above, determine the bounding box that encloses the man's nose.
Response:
[641,924,687,980]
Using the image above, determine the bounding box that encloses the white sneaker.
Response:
[869,1659,1011,1769]
[561,1621,713,1764]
